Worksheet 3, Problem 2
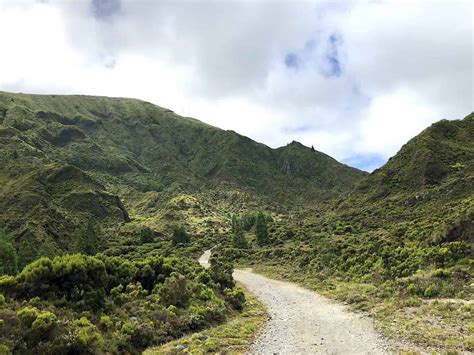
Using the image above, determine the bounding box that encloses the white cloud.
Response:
[357,90,438,157]
[0,0,472,171]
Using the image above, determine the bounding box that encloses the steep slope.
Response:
[0,91,365,262]
[338,113,474,243]
[219,114,473,352]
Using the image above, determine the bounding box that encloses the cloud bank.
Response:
[0,0,472,171]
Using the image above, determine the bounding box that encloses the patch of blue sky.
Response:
[91,0,121,19]
[283,32,343,77]
[342,154,387,172]
[322,32,342,78]
[284,53,300,69]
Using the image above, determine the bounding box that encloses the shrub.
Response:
[31,311,57,339]
[172,226,190,246]
[224,287,246,311]
[433,268,450,278]
[99,315,113,330]
[70,317,104,352]
[159,276,189,308]
[407,283,418,295]
[423,284,438,298]
[17,306,40,327]
[209,257,234,291]
[139,228,154,244]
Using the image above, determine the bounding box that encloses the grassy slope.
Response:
[1,91,472,352]
[0,91,365,264]
[222,114,473,352]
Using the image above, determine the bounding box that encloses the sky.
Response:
[0,0,472,172]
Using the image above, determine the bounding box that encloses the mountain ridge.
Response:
[0,91,365,264]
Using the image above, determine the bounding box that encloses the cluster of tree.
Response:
[230,212,271,249]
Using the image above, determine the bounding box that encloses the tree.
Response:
[139,227,154,244]
[0,229,18,275]
[231,215,248,249]
[171,226,190,246]
[255,212,270,246]
[75,221,100,255]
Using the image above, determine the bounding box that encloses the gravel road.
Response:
[199,251,389,354]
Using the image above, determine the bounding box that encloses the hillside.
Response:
[223,114,473,352]
[0,91,365,264]
[0,90,472,353]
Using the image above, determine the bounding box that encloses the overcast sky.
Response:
[0,0,472,171]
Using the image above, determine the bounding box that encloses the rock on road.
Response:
[199,250,388,354]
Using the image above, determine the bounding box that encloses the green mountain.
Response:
[245,113,473,275]
[0,91,365,264]
[0,90,472,353]
[339,114,474,243]
[220,114,473,352]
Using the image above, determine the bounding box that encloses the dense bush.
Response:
[0,253,244,354]
[172,226,190,246]
[209,254,235,291]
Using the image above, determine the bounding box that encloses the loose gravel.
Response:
[234,268,388,354]
[199,251,389,354]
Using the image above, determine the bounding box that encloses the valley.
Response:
[0,92,472,353]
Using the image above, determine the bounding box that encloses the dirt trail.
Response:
[199,251,389,354]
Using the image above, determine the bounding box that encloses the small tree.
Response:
[209,255,234,291]
[0,229,18,275]
[255,212,270,246]
[75,221,99,255]
[231,215,248,249]
[139,227,154,244]
[171,226,190,246]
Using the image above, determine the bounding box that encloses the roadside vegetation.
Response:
[0,250,245,353]
[145,287,266,354]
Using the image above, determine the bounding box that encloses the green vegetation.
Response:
[145,287,267,355]
[0,91,472,352]
[255,212,270,246]
[0,253,245,353]
[231,215,249,249]
[0,91,364,263]
[0,230,18,275]
[172,226,191,246]
[215,114,474,352]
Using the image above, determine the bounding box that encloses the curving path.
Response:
[199,251,389,354]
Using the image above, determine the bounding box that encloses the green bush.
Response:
[423,284,438,298]
[224,287,246,311]
[407,283,418,295]
[17,306,40,327]
[139,227,155,244]
[172,226,190,246]
[159,276,189,308]
[99,315,113,330]
[1,253,243,353]
[31,311,57,339]
[209,257,234,291]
